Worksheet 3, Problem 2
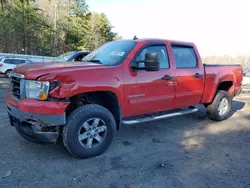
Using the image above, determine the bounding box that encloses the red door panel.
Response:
[174,69,204,108]
[170,44,205,108]
[123,70,175,117]
[122,43,175,118]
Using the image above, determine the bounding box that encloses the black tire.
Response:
[63,104,116,159]
[5,70,12,78]
[206,90,232,121]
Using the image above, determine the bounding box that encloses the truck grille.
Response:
[10,73,24,100]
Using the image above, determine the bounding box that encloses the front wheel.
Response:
[206,90,232,121]
[62,104,116,159]
[5,70,12,78]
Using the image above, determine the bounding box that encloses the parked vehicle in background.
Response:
[53,51,91,62]
[243,68,250,77]
[0,57,32,77]
[0,53,54,63]
[7,39,243,159]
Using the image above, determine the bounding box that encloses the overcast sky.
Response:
[86,0,249,56]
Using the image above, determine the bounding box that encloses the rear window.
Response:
[172,46,197,68]
[4,59,25,64]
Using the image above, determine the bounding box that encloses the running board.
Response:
[121,108,198,125]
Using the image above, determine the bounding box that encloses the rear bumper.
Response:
[0,70,6,74]
[0,66,7,73]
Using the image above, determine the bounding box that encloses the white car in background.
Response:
[0,57,32,77]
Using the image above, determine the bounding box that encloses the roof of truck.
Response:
[116,38,195,46]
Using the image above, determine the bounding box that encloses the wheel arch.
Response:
[5,69,12,77]
[66,91,122,130]
[203,78,234,105]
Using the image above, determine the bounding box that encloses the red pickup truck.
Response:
[7,39,243,158]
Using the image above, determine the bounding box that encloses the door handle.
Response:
[194,73,202,78]
[162,75,174,80]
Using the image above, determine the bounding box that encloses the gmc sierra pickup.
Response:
[7,39,243,158]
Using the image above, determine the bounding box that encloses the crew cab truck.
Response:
[7,39,243,159]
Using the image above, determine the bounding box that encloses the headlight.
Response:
[25,80,50,100]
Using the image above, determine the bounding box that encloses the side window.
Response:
[13,59,25,64]
[172,46,197,68]
[75,54,85,61]
[136,46,169,69]
[3,59,25,64]
[4,59,12,64]
[25,60,31,63]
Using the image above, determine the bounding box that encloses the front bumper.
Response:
[9,115,59,143]
[7,103,67,143]
[7,104,66,126]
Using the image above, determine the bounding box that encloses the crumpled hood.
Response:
[13,61,105,79]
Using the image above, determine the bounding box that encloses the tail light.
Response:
[0,64,3,67]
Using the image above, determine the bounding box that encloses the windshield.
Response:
[82,41,137,65]
[53,51,75,62]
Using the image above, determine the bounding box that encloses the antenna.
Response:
[133,35,138,40]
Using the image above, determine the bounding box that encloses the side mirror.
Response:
[144,53,159,71]
[131,52,160,71]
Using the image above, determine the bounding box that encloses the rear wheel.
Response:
[63,104,116,159]
[206,90,232,121]
[5,70,12,78]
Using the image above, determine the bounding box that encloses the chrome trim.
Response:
[10,72,25,78]
[128,94,145,99]
[11,94,20,101]
[10,73,25,100]
[20,79,26,99]
[121,108,198,125]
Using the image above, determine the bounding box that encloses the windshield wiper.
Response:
[83,59,102,64]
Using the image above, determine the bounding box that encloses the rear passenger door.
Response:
[171,44,205,108]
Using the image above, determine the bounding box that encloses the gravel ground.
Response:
[0,77,250,188]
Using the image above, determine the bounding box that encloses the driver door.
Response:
[123,43,175,117]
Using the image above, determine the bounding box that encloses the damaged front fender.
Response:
[36,66,123,103]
